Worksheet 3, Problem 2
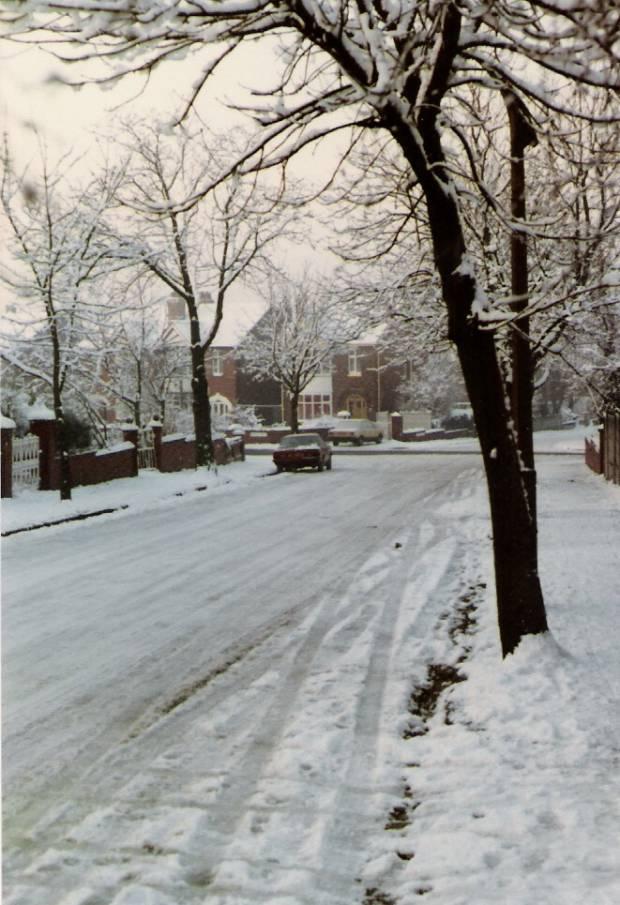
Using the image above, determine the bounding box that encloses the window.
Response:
[280,434,322,448]
[210,393,232,417]
[299,394,332,420]
[171,373,192,404]
[210,349,224,376]
[347,348,363,376]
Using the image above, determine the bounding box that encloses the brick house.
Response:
[162,291,267,424]
[330,340,403,421]
[163,295,405,426]
[280,343,403,423]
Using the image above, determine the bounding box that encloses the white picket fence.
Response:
[12,434,40,490]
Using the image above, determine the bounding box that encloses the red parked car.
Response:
[273,433,333,473]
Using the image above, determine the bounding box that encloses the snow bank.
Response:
[360,460,620,905]
[1,459,273,535]
[374,623,620,904]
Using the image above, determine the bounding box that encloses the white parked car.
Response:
[328,419,383,446]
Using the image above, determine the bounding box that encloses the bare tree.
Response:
[82,278,188,432]
[6,1,619,654]
[328,88,619,413]
[526,101,620,416]
[239,273,356,433]
[1,141,114,500]
[104,119,295,467]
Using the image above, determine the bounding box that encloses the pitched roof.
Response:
[165,284,267,348]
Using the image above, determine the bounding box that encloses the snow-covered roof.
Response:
[25,402,55,421]
[349,323,387,345]
[166,285,267,348]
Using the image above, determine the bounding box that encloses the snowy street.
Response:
[3,2,619,901]
[2,450,619,905]
[4,454,483,903]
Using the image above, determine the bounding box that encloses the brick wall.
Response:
[206,347,237,404]
[1,422,14,498]
[157,433,244,471]
[244,427,291,445]
[158,434,197,472]
[47,443,138,490]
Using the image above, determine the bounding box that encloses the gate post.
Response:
[28,414,58,491]
[149,419,163,470]
[1,416,16,498]
[121,424,139,477]
[391,412,403,441]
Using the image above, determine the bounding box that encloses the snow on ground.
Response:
[247,424,593,455]
[360,459,620,905]
[2,442,619,905]
[1,458,272,535]
[1,426,591,536]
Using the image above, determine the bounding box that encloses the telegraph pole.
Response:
[503,89,538,520]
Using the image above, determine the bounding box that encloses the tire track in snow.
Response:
[3,534,394,857]
[186,524,465,903]
[311,534,462,903]
[176,544,403,887]
[3,457,483,905]
[6,534,432,903]
[5,542,405,905]
[4,468,406,845]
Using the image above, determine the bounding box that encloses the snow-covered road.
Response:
[3,454,486,904]
[4,452,619,905]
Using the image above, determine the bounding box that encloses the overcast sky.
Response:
[0,37,268,159]
[1,35,346,318]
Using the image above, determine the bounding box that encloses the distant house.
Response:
[162,294,405,426]
[161,291,267,423]
[331,339,403,421]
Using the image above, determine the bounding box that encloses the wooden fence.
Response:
[585,436,603,475]
[585,414,620,486]
[603,413,620,485]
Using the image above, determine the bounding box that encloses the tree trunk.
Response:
[54,399,72,502]
[505,89,538,520]
[50,318,72,501]
[456,321,548,657]
[290,392,300,433]
[168,199,215,468]
[390,107,548,657]
[191,341,213,468]
[134,360,142,433]
[132,398,141,430]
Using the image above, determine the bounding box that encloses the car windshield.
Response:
[280,434,320,448]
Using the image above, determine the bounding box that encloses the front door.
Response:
[346,394,367,418]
